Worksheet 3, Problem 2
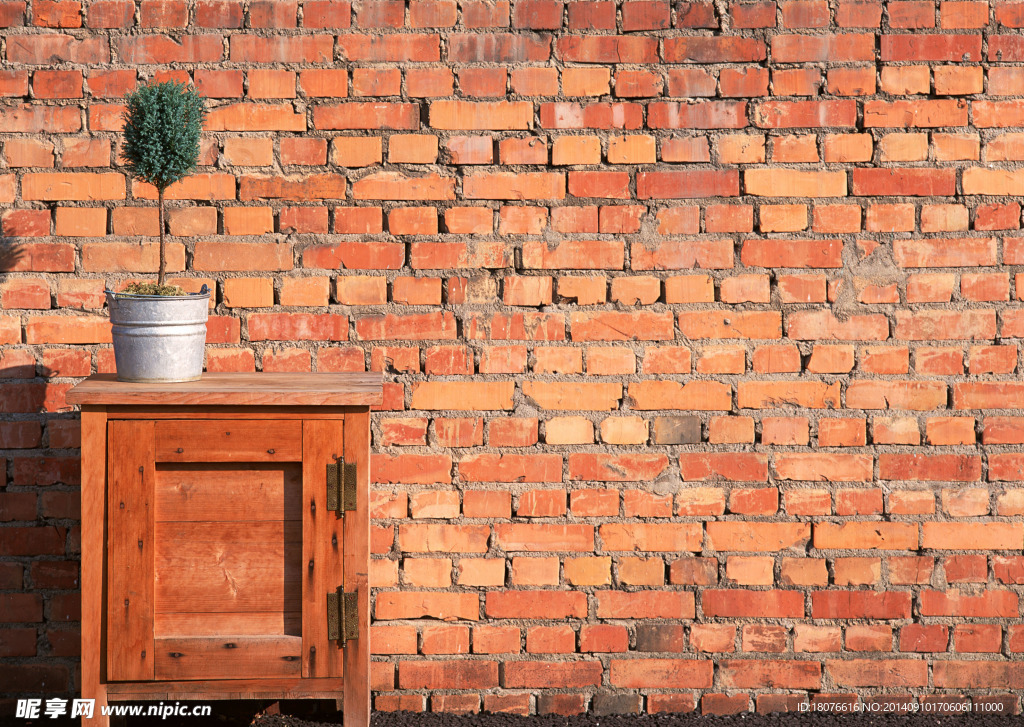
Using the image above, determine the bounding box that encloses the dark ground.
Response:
[366,713,1024,727]
[14,701,1024,727]
[263,709,1024,727]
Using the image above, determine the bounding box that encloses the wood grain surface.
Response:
[106,676,345,700]
[154,521,301,615]
[154,636,302,680]
[301,419,346,680]
[67,373,383,407]
[343,412,372,727]
[154,420,303,462]
[154,464,302,522]
[106,420,156,682]
[80,409,109,714]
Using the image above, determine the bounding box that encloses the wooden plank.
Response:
[153,636,300,680]
[107,420,156,682]
[301,419,345,679]
[154,521,301,614]
[66,372,384,407]
[107,676,345,700]
[80,409,110,726]
[155,611,301,638]
[155,464,302,522]
[343,411,371,727]
[87,406,360,419]
[154,420,302,462]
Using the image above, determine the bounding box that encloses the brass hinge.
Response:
[326,460,357,514]
[326,589,359,642]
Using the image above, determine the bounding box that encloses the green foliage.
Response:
[120,282,187,297]
[121,81,208,192]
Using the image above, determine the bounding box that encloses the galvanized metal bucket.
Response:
[105,288,211,383]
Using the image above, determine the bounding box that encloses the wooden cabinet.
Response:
[67,373,382,727]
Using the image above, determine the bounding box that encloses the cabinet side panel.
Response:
[107,419,156,681]
[81,409,108,706]
[301,419,346,679]
[343,411,371,727]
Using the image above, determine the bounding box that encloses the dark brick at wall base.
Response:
[2,0,1024,717]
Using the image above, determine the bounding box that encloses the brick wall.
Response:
[2,0,1024,716]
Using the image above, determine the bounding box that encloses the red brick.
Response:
[852,168,957,196]
[247,0,296,26]
[647,101,747,130]
[920,589,1019,618]
[556,35,657,63]
[864,99,968,127]
[664,36,765,63]
[955,624,1002,653]
[881,33,981,61]
[580,624,628,653]
[901,624,949,653]
[85,0,132,26]
[934,662,1024,689]
[753,100,856,128]
[889,0,936,26]
[879,454,981,481]
[733,1,777,26]
[846,381,947,410]
[827,659,927,687]
[704,590,804,618]
[567,1,612,28]
[493,523,592,552]
[611,659,712,688]
[812,592,913,619]
[772,33,875,61]
[504,661,602,689]
[399,660,497,689]
[774,453,872,482]
[720,660,821,689]
[622,0,671,29]
[486,591,587,620]
[923,522,1022,550]
[539,101,644,130]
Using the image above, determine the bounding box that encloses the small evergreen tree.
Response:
[120,81,208,290]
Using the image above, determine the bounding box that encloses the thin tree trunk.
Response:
[158,186,166,287]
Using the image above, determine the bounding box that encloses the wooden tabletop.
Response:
[66,373,384,407]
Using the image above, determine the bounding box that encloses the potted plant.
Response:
[107,80,210,382]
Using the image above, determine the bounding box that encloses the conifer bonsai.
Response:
[119,80,208,295]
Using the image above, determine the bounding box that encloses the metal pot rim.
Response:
[104,289,211,301]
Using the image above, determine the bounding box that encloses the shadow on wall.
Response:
[0,228,88,692]
[0,353,81,498]
[0,236,26,272]
[0,231,79,589]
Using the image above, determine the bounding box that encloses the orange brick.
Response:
[222,277,274,308]
[389,134,438,164]
[223,137,274,166]
[279,276,330,306]
[552,135,601,165]
[222,206,273,235]
[53,207,105,237]
[562,68,610,97]
[332,136,383,167]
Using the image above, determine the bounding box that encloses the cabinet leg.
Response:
[81,410,109,727]
[343,413,371,727]
[81,700,110,727]
[81,613,110,727]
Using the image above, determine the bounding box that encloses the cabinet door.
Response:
[105,417,355,683]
